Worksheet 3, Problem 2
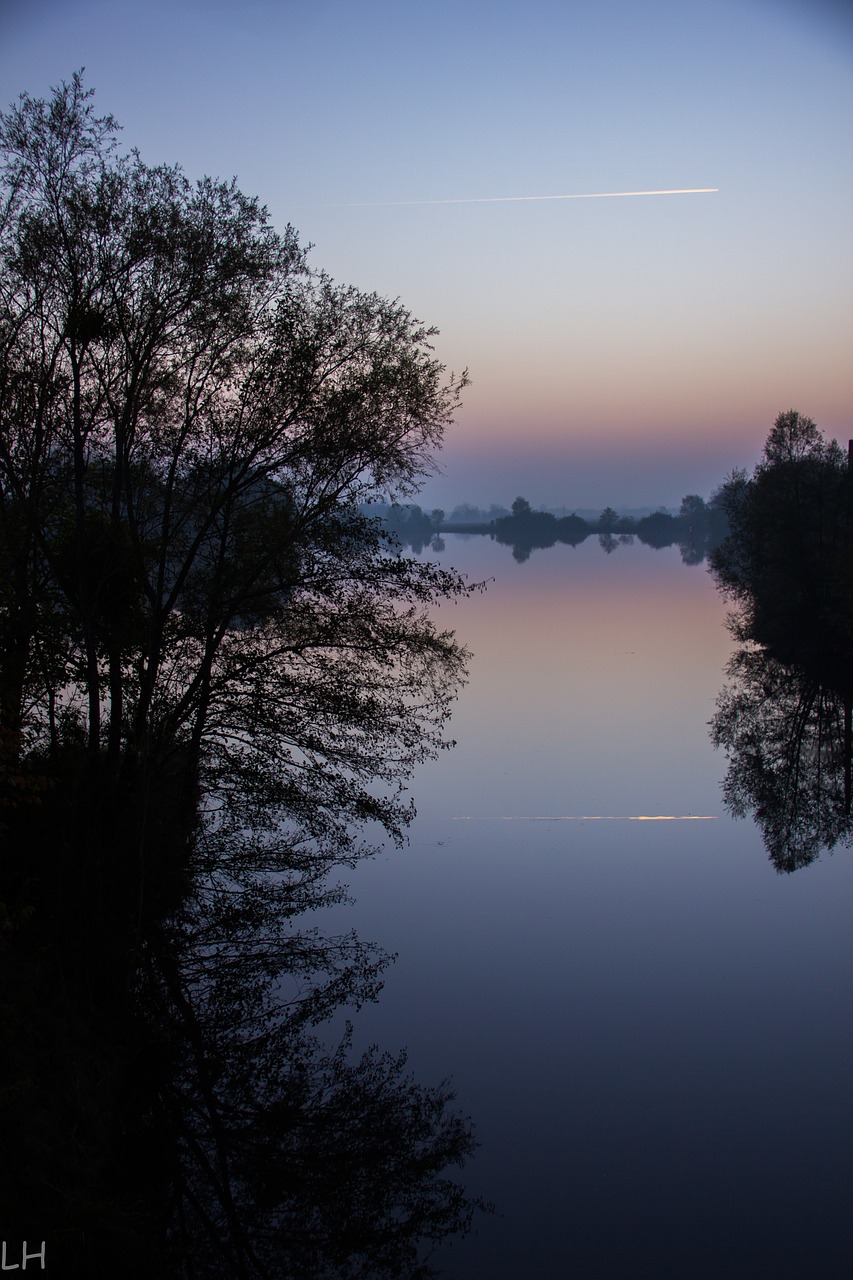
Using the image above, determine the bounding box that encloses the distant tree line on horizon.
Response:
[370,411,853,874]
[367,490,730,562]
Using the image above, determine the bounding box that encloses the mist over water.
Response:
[324,533,853,1279]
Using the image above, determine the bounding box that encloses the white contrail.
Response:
[333,187,718,208]
[452,814,718,822]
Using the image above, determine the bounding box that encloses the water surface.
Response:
[327,534,852,1278]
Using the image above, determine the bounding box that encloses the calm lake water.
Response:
[324,533,852,1279]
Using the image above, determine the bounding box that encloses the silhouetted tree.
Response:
[0,74,484,1275]
[679,493,707,523]
[709,411,853,871]
[134,812,488,1280]
[711,410,850,678]
[494,499,562,559]
[635,510,679,549]
[0,73,471,874]
[711,644,852,872]
[555,513,589,545]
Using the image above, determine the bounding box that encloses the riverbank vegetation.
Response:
[0,74,484,1276]
[709,411,853,871]
[378,492,730,562]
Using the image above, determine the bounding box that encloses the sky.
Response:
[1,0,851,511]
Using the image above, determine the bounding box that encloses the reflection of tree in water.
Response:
[490,500,726,563]
[711,645,852,872]
[0,76,485,1277]
[493,502,589,562]
[134,814,484,1280]
[598,532,634,555]
[710,411,853,872]
[3,780,486,1279]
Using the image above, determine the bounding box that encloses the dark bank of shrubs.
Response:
[709,410,853,873]
[378,492,731,561]
[0,74,482,1277]
[710,410,853,685]
[493,499,589,556]
[487,494,729,561]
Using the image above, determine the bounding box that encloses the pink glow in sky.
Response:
[1,0,850,511]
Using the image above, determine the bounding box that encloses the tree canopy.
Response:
[0,72,471,865]
[710,410,851,679]
[0,74,485,1275]
[709,411,853,872]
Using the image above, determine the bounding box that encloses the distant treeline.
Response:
[366,492,729,562]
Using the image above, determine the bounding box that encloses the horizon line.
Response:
[331,187,719,208]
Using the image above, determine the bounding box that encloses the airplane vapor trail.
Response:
[334,187,718,208]
[451,814,718,822]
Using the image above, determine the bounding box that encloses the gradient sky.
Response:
[1,0,851,510]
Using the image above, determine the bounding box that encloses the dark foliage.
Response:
[709,411,853,871]
[0,74,486,1274]
[132,812,488,1280]
[710,410,851,675]
[493,500,590,561]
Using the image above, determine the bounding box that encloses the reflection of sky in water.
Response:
[326,535,853,1278]
[417,534,733,818]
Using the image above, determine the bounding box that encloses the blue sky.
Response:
[1,0,851,509]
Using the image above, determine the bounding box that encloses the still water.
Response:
[327,534,851,1279]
